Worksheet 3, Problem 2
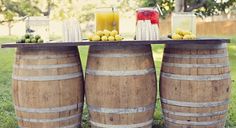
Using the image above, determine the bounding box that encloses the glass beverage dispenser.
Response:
[96,7,119,33]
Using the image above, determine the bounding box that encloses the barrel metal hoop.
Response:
[14,63,78,69]
[18,47,77,51]
[13,72,82,81]
[86,68,155,76]
[89,52,152,58]
[165,43,227,50]
[90,119,153,128]
[17,114,80,123]
[60,123,80,128]
[14,103,83,113]
[90,45,150,51]
[15,54,77,60]
[88,103,155,114]
[18,123,80,128]
[161,72,230,81]
[163,53,227,59]
[162,62,229,68]
[162,109,227,117]
[161,98,229,107]
[164,117,225,126]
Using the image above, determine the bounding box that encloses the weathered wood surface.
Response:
[1,38,230,48]
[85,45,157,128]
[12,47,84,128]
[160,43,231,128]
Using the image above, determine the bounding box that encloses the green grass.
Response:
[0,35,236,127]
[226,36,236,127]
[0,36,18,128]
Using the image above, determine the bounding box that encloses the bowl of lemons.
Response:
[171,29,196,40]
[88,30,124,42]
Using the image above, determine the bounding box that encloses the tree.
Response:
[175,0,208,12]
[0,0,54,35]
[1,10,16,35]
[50,0,96,22]
[78,4,96,23]
[137,0,174,19]
[177,0,236,17]
[138,0,236,18]
[0,0,18,35]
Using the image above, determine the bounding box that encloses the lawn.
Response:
[0,35,235,128]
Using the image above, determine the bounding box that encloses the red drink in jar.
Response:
[136,8,160,26]
[136,7,160,40]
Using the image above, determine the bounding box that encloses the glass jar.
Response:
[136,7,160,40]
[25,16,49,42]
[171,12,196,35]
[136,8,160,26]
[96,7,119,32]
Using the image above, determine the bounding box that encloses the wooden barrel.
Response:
[12,47,84,128]
[85,45,157,128]
[160,43,231,128]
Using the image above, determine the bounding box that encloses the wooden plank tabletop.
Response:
[1,38,230,48]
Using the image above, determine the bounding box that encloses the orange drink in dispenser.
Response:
[96,7,119,32]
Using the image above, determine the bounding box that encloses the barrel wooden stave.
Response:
[85,45,157,128]
[87,56,154,71]
[161,79,230,102]
[17,118,79,128]
[164,122,225,128]
[15,56,78,65]
[160,43,231,128]
[13,80,83,106]
[89,111,155,125]
[13,47,84,128]
[86,75,156,107]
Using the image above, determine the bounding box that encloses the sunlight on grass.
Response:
[0,37,17,128]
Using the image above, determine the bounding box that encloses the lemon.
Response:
[92,35,101,41]
[108,36,115,41]
[172,34,182,40]
[101,36,108,41]
[96,31,103,36]
[183,35,192,40]
[115,35,123,41]
[182,31,192,36]
[110,30,118,36]
[175,28,184,36]
[190,34,197,39]
[103,30,110,37]
[88,35,93,41]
